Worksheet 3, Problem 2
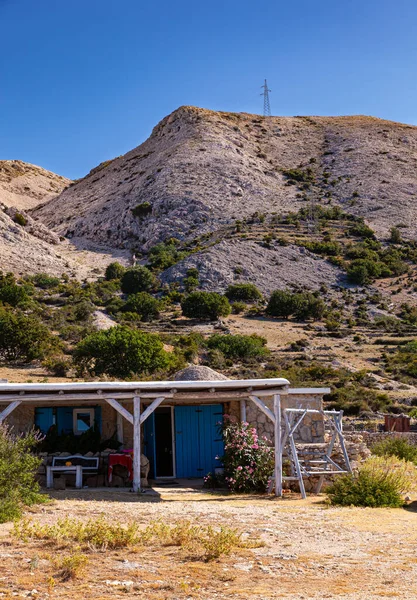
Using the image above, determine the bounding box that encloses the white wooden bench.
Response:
[46,455,99,489]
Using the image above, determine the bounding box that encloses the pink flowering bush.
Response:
[221,415,274,493]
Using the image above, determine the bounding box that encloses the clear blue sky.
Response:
[1,0,416,179]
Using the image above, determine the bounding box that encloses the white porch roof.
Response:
[0,378,290,402]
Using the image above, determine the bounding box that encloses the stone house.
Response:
[0,367,330,493]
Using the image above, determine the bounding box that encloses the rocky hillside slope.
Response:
[33,107,417,254]
[0,160,69,210]
[0,160,130,277]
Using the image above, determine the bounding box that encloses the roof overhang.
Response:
[0,378,290,403]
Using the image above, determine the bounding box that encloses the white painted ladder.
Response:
[269,408,352,498]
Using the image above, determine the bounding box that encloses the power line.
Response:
[261,79,271,117]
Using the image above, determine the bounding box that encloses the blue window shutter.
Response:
[57,407,74,434]
[34,408,54,434]
[94,406,102,433]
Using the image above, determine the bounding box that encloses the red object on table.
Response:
[108,454,133,482]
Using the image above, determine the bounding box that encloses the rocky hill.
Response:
[29,106,417,293]
[0,160,130,277]
[33,107,417,251]
[0,160,70,210]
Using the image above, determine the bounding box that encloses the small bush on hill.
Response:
[390,226,402,244]
[349,220,375,239]
[181,292,231,320]
[231,301,247,314]
[0,272,29,307]
[0,308,54,362]
[0,425,46,522]
[13,212,27,226]
[27,273,61,289]
[105,262,125,281]
[347,259,382,285]
[225,283,263,302]
[372,437,417,464]
[148,239,187,271]
[266,289,325,321]
[206,334,269,360]
[131,202,152,218]
[121,266,158,294]
[385,340,417,381]
[326,456,417,507]
[73,325,168,378]
[123,292,160,322]
[326,384,391,415]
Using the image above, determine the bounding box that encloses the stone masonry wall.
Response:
[226,393,325,444]
[362,431,417,448]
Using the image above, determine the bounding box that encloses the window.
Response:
[73,408,95,435]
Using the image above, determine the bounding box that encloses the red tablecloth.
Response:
[108,454,133,482]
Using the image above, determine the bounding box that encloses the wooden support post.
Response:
[240,399,246,423]
[248,395,275,424]
[133,396,141,493]
[140,397,165,425]
[273,394,282,497]
[0,400,22,423]
[105,398,133,425]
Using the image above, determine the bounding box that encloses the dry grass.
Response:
[1,490,417,599]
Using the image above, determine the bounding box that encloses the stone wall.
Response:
[226,393,325,444]
[1,403,35,431]
[361,431,417,448]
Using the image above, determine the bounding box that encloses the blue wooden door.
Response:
[143,413,156,478]
[175,405,223,478]
[199,405,224,476]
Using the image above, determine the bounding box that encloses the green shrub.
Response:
[282,167,314,184]
[27,273,61,289]
[304,240,341,256]
[0,425,46,522]
[225,283,263,302]
[0,272,29,307]
[326,456,417,507]
[105,262,125,281]
[183,276,199,293]
[326,385,391,415]
[0,308,54,362]
[266,289,325,321]
[347,259,382,285]
[148,240,187,271]
[131,202,152,218]
[181,292,231,320]
[231,301,247,314]
[349,221,375,239]
[43,355,72,377]
[206,334,269,359]
[123,292,160,322]
[73,326,168,378]
[13,212,27,226]
[372,437,417,464]
[121,267,158,294]
[390,227,402,244]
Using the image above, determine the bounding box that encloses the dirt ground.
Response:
[1,488,417,599]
